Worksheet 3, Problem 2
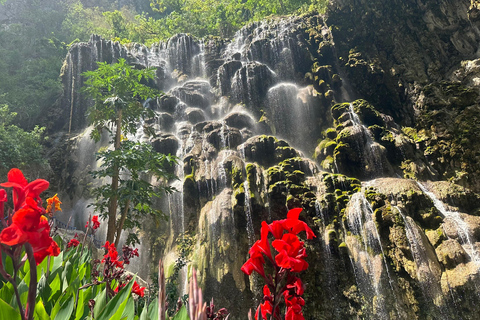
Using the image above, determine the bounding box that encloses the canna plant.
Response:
[241,208,316,320]
[0,168,230,320]
[0,168,148,320]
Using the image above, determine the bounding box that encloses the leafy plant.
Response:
[0,105,48,177]
[82,58,177,246]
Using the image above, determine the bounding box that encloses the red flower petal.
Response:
[6,168,28,186]
[287,208,302,220]
[241,254,265,277]
[0,224,28,246]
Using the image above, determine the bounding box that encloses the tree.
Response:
[82,58,177,246]
[91,140,177,246]
[0,105,47,177]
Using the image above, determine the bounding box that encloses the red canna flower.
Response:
[286,276,305,296]
[272,233,309,272]
[91,215,100,230]
[249,221,273,261]
[255,286,273,320]
[131,281,145,297]
[283,291,305,320]
[67,238,80,248]
[0,168,49,211]
[0,197,60,265]
[0,197,44,246]
[242,208,315,320]
[102,241,123,268]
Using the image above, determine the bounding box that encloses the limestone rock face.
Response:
[52,0,480,318]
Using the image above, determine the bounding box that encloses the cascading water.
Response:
[266,83,317,152]
[346,192,408,319]
[344,103,387,178]
[417,182,480,267]
[56,12,480,318]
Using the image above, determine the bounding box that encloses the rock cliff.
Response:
[51,0,480,318]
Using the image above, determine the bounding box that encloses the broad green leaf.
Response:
[37,274,51,307]
[147,298,158,320]
[51,252,64,274]
[34,300,51,320]
[0,282,14,303]
[61,260,73,292]
[75,288,85,320]
[49,273,62,300]
[171,305,189,320]
[121,295,135,320]
[96,279,134,320]
[51,294,74,320]
[0,297,21,320]
[138,301,149,320]
[93,288,107,317]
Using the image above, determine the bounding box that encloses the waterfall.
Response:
[346,192,407,319]
[395,206,453,317]
[417,182,480,267]
[266,83,316,152]
[345,103,386,178]
[57,13,480,318]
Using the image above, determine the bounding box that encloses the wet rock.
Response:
[218,60,243,95]
[231,62,275,110]
[206,126,243,150]
[151,134,179,155]
[435,239,468,268]
[169,80,213,109]
[186,107,206,124]
[158,94,180,113]
[224,111,255,130]
[156,112,175,133]
[426,181,480,214]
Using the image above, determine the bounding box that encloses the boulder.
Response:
[151,134,179,155]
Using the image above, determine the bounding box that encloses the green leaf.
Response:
[96,280,134,320]
[34,300,51,320]
[147,298,158,320]
[0,282,14,303]
[51,294,74,320]
[37,274,51,307]
[93,288,107,317]
[75,288,85,320]
[121,295,135,320]
[171,305,189,320]
[49,273,62,300]
[138,301,149,320]
[0,297,21,320]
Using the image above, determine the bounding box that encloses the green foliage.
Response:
[0,242,179,320]
[0,105,48,176]
[82,58,160,142]
[90,140,178,245]
[82,57,177,245]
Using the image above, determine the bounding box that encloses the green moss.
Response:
[324,127,337,139]
[331,102,351,120]
[321,155,334,171]
[337,129,352,140]
[352,99,384,126]
[327,229,337,241]
[279,157,305,173]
